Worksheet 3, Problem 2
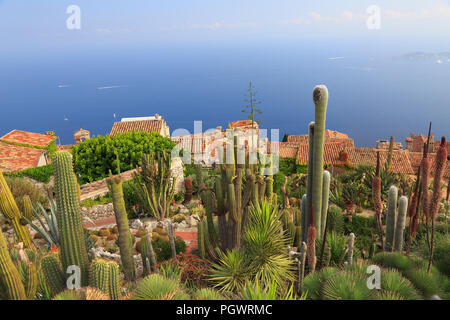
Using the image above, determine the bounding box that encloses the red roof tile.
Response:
[1,130,56,148]
[408,151,450,180]
[110,120,165,136]
[0,141,46,172]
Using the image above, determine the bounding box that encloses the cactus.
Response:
[106,175,135,281]
[0,171,33,248]
[24,262,38,299]
[0,228,27,300]
[298,242,307,294]
[372,151,384,249]
[385,136,395,172]
[132,150,175,221]
[141,234,157,276]
[347,233,355,265]
[311,85,328,240]
[393,196,408,252]
[41,254,66,296]
[53,151,89,285]
[306,206,317,273]
[183,177,193,204]
[304,122,314,243]
[89,259,120,300]
[320,170,331,238]
[165,220,177,259]
[384,185,398,252]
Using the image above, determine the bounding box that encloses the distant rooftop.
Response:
[121,114,163,122]
[0,130,56,148]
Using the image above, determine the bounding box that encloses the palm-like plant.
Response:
[209,250,249,293]
[243,201,295,287]
[23,200,59,245]
[240,278,303,300]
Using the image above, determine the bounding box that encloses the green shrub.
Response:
[132,274,189,300]
[72,131,175,184]
[380,269,421,300]
[5,165,54,183]
[152,236,187,262]
[122,179,141,218]
[302,267,339,300]
[322,271,374,300]
[432,237,450,277]
[344,215,377,238]
[372,252,414,273]
[80,193,112,208]
[327,205,344,234]
[4,176,47,211]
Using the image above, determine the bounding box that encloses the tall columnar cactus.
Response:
[384,185,398,252]
[304,122,315,243]
[301,194,307,242]
[165,220,177,259]
[385,136,395,172]
[372,151,384,249]
[393,196,408,252]
[141,234,157,276]
[106,175,135,281]
[306,206,317,273]
[347,233,355,265]
[25,262,38,299]
[298,242,307,294]
[0,172,33,248]
[320,170,331,238]
[89,259,120,300]
[0,228,27,300]
[41,254,65,297]
[311,85,328,240]
[53,151,89,285]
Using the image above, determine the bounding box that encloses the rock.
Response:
[188,214,200,226]
[131,219,144,230]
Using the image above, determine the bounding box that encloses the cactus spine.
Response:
[393,196,408,252]
[311,85,328,240]
[0,229,27,300]
[0,171,33,248]
[106,175,135,281]
[41,254,65,296]
[347,233,355,265]
[25,262,38,299]
[165,220,177,259]
[384,185,398,252]
[53,151,89,285]
[89,259,120,300]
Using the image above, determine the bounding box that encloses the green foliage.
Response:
[4,176,47,212]
[344,215,377,238]
[372,252,414,273]
[322,271,374,300]
[193,288,225,300]
[80,193,112,208]
[132,274,190,300]
[159,261,184,282]
[327,205,344,234]
[405,268,442,299]
[209,250,249,293]
[380,269,421,300]
[5,165,54,183]
[317,232,349,266]
[72,131,175,183]
[240,278,300,300]
[302,267,339,300]
[152,236,187,262]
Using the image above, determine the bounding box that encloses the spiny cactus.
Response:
[41,254,66,297]
[106,175,135,281]
[298,242,307,294]
[372,151,384,249]
[0,228,27,300]
[384,185,398,252]
[0,172,33,248]
[141,234,157,276]
[89,259,120,300]
[307,206,317,273]
[347,233,355,266]
[53,151,89,285]
[165,220,177,259]
[393,196,408,252]
[24,262,38,299]
[320,170,331,238]
[311,85,328,240]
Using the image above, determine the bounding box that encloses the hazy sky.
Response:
[1,0,450,51]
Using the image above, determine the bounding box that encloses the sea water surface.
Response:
[1,41,449,146]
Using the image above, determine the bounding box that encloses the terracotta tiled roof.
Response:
[269,142,299,159]
[230,120,258,128]
[286,131,354,148]
[408,151,450,180]
[1,130,56,148]
[296,141,351,164]
[0,141,46,172]
[347,148,414,174]
[110,120,165,136]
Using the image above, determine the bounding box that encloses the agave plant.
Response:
[209,249,249,293]
[23,200,59,245]
[240,278,303,300]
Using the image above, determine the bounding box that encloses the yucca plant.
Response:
[322,271,375,300]
[316,232,348,266]
[193,288,226,300]
[209,249,249,293]
[240,278,302,300]
[132,274,190,300]
[243,201,295,288]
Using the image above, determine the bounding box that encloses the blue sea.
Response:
[1,40,449,146]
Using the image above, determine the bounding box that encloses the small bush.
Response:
[4,176,47,211]
[152,236,187,262]
[327,205,344,234]
[344,215,377,238]
[6,165,53,183]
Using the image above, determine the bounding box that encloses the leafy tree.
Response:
[72,131,175,183]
